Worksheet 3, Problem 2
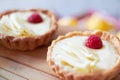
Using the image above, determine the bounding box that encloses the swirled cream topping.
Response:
[52,36,119,73]
[0,11,51,37]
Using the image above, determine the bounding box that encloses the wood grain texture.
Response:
[0,57,59,80]
[0,76,7,80]
[0,45,54,75]
[0,67,27,80]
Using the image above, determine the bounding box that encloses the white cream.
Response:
[52,36,119,73]
[0,11,51,36]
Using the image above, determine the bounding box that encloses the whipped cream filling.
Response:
[0,11,51,36]
[52,36,119,73]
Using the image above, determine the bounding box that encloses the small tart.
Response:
[47,31,120,80]
[0,8,58,51]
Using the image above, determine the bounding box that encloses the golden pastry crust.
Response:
[47,30,120,80]
[0,8,58,51]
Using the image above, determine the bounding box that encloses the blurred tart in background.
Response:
[0,8,58,51]
[86,13,114,31]
[58,11,120,35]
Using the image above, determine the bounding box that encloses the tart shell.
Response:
[47,31,120,80]
[0,9,58,51]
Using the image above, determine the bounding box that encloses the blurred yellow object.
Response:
[116,32,120,39]
[58,17,78,27]
[86,13,113,31]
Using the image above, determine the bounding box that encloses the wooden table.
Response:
[0,26,120,80]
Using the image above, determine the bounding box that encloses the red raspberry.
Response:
[85,35,103,49]
[27,12,43,23]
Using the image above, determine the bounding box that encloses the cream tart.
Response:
[47,31,120,80]
[0,8,58,51]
